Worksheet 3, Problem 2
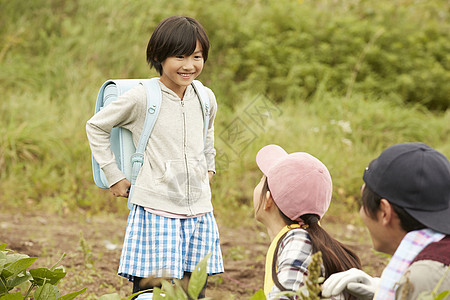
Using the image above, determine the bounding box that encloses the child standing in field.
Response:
[86,16,223,298]
[254,144,361,300]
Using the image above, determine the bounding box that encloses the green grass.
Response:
[1,0,449,222]
[211,91,449,222]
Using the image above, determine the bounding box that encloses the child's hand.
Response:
[110,179,131,198]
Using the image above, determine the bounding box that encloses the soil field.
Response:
[0,211,386,299]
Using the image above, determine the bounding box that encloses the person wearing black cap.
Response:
[322,142,450,300]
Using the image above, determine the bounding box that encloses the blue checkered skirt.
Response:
[118,205,224,280]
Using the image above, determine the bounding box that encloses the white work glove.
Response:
[322,268,380,300]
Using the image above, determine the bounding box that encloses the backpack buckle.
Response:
[148,104,157,114]
[131,153,144,164]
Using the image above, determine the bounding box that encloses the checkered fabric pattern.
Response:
[268,229,314,299]
[374,228,445,300]
[269,229,345,300]
[118,205,224,281]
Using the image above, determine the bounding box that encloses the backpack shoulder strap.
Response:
[92,79,146,189]
[191,80,210,144]
[412,235,450,265]
[271,226,302,297]
[130,78,161,184]
[272,231,291,294]
[127,78,161,209]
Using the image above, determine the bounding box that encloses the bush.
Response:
[201,0,450,110]
[0,0,449,215]
[1,0,449,110]
[0,243,86,299]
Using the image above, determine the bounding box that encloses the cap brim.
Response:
[405,205,450,235]
[256,144,288,176]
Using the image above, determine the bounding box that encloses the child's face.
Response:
[160,40,204,97]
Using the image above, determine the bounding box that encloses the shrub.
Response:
[0,243,86,299]
[202,0,450,110]
[0,0,448,215]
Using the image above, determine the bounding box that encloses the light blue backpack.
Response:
[91,78,210,209]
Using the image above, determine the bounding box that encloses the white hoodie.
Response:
[86,79,217,215]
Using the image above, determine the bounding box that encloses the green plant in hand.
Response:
[0,243,86,299]
[274,251,324,300]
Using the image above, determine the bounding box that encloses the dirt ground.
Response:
[0,211,386,299]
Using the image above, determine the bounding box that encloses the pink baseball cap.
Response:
[256,144,332,221]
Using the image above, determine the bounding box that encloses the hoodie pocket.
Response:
[187,158,209,200]
[155,160,187,199]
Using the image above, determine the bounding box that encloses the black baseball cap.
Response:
[363,142,450,235]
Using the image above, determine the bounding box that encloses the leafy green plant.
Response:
[274,251,324,300]
[250,251,449,300]
[0,243,86,299]
[229,252,325,300]
[99,253,211,300]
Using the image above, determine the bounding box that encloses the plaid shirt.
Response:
[267,228,315,299]
[374,228,444,300]
[267,227,345,300]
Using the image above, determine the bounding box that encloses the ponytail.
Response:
[272,214,361,300]
[272,213,361,285]
[299,214,361,278]
[260,177,361,298]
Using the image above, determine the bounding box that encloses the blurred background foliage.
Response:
[1,0,449,222]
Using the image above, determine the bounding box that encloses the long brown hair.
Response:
[298,214,361,278]
[259,177,361,281]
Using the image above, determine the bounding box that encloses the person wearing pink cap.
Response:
[254,144,362,299]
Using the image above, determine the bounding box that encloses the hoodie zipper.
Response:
[181,100,193,215]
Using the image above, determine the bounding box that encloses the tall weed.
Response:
[0,0,449,218]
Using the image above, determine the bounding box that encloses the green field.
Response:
[1,0,449,298]
[1,0,448,217]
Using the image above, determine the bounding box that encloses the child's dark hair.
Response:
[361,184,426,232]
[146,16,210,75]
[259,178,361,281]
[296,214,361,277]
